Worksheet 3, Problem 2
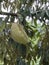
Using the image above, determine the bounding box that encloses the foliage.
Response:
[30,56,41,65]
[0,0,49,65]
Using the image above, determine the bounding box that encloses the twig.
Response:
[0,12,18,17]
[0,10,42,17]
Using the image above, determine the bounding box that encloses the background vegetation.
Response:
[0,0,49,65]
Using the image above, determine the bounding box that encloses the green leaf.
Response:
[34,19,37,26]
[0,22,5,32]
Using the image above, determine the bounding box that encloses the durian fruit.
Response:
[10,22,30,45]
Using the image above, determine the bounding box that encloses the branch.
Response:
[0,11,18,17]
[0,10,42,17]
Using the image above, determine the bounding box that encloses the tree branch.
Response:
[0,10,42,17]
[0,12,18,17]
